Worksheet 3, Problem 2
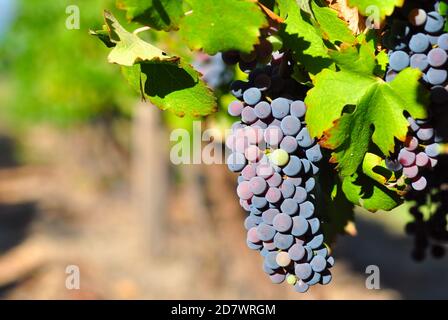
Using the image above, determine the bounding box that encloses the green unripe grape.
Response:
[270,149,289,167]
[286,274,297,285]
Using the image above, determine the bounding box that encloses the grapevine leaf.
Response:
[178,0,268,54]
[328,42,377,74]
[100,11,179,66]
[342,172,402,212]
[306,42,428,176]
[89,27,116,48]
[311,1,356,44]
[122,62,218,117]
[347,0,404,21]
[279,0,333,74]
[116,0,185,31]
[362,153,392,185]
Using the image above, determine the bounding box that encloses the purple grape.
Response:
[408,8,427,26]
[291,216,309,237]
[293,187,308,204]
[410,54,429,71]
[280,136,299,153]
[426,68,447,85]
[290,100,307,118]
[271,98,290,119]
[265,251,280,269]
[389,51,410,71]
[257,223,276,241]
[294,279,310,293]
[403,165,419,179]
[265,187,282,203]
[281,116,301,136]
[228,100,244,117]
[252,195,268,209]
[295,263,312,280]
[305,177,316,192]
[310,255,327,273]
[398,149,416,166]
[415,152,429,167]
[262,208,279,225]
[280,180,296,199]
[308,218,320,234]
[273,232,294,250]
[296,127,315,148]
[307,234,324,249]
[306,144,323,163]
[428,48,447,67]
[425,143,440,157]
[244,215,262,230]
[267,172,283,187]
[227,152,246,172]
[424,11,444,33]
[247,227,260,243]
[417,127,435,141]
[288,244,306,261]
[269,271,286,284]
[437,33,448,50]
[241,106,258,124]
[273,213,293,232]
[409,33,430,53]
[411,176,427,191]
[254,101,271,119]
[264,126,284,146]
[283,156,302,176]
[243,87,262,105]
[280,198,299,215]
[249,176,268,195]
[306,272,322,286]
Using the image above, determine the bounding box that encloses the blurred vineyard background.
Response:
[0,0,447,299]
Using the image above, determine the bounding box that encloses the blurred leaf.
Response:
[116,0,185,31]
[347,0,404,20]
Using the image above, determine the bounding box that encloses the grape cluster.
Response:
[405,154,448,261]
[384,1,448,107]
[384,1,448,260]
[385,117,440,191]
[226,59,333,293]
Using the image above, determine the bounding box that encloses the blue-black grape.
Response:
[226,56,334,293]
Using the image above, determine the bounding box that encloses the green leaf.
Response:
[100,11,179,66]
[122,62,218,117]
[347,0,404,20]
[306,43,429,177]
[178,0,268,54]
[362,153,391,185]
[311,1,356,44]
[279,0,333,74]
[116,0,185,31]
[89,27,116,48]
[342,172,402,212]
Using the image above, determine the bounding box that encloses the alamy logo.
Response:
[65,265,81,290]
[365,265,381,290]
[66,5,80,30]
